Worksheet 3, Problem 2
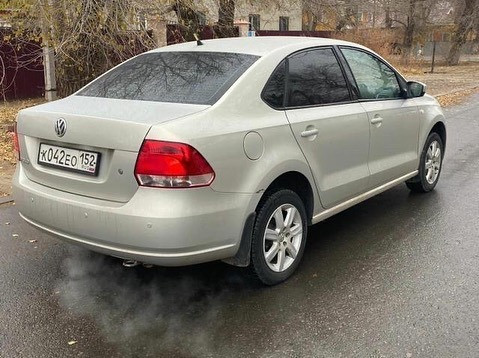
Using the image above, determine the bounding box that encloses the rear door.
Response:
[339,47,420,188]
[284,47,371,208]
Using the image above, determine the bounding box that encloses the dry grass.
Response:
[336,28,398,59]
[0,131,16,165]
[0,98,45,164]
[0,98,45,126]
[0,98,45,196]
[436,87,479,107]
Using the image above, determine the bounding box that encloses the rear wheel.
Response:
[406,132,443,193]
[249,189,307,285]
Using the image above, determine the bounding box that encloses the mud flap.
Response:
[222,212,256,267]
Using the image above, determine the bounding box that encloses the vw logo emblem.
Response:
[54,118,67,137]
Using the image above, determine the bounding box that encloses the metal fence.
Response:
[255,30,333,38]
[0,29,44,100]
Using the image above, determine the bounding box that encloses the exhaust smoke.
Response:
[55,247,252,357]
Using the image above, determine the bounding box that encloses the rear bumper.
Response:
[13,165,259,266]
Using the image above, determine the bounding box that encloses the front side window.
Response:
[287,48,350,107]
[77,52,259,105]
[341,48,402,100]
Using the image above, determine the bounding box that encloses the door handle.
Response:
[301,128,319,138]
[370,116,383,125]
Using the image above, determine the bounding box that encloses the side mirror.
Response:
[407,81,426,98]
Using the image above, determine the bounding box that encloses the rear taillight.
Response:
[13,123,20,161]
[134,140,215,188]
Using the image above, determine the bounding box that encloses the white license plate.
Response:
[38,143,100,176]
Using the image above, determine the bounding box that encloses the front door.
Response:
[340,47,420,188]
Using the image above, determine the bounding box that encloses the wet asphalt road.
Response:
[1,95,479,358]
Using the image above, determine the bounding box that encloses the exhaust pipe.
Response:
[122,259,140,268]
[122,259,154,269]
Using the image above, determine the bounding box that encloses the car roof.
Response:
[149,36,364,56]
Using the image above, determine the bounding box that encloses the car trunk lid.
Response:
[17,95,209,202]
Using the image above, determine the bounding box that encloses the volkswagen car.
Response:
[13,37,446,285]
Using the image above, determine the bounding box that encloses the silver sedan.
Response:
[13,37,446,284]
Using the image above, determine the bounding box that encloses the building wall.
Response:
[159,0,302,32]
[234,1,302,31]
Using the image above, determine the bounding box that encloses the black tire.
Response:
[249,189,308,285]
[406,132,444,193]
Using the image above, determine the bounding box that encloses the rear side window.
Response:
[77,52,259,105]
[287,48,350,107]
[262,61,286,108]
[341,48,401,100]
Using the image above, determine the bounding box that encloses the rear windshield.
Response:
[77,52,259,105]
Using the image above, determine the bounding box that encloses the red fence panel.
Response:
[0,30,44,100]
[255,30,333,38]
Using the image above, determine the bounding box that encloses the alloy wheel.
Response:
[425,140,441,185]
[263,204,303,272]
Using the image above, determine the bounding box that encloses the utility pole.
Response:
[41,0,57,101]
[431,30,441,74]
[43,46,57,101]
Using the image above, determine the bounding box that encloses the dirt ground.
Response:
[0,63,478,197]
[402,62,479,106]
[405,62,479,95]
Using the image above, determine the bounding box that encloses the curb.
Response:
[0,196,13,205]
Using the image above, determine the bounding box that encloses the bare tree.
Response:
[218,0,235,27]
[446,0,479,65]
[301,0,360,31]
[387,0,435,57]
[2,0,168,96]
[172,1,203,41]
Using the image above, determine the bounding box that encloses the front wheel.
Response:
[249,189,307,285]
[406,132,444,193]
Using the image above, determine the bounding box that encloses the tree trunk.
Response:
[402,16,416,59]
[302,9,318,31]
[384,3,392,28]
[217,0,236,37]
[402,0,419,60]
[173,1,201,41]
[218,0,235,27]
[446,0,478,65]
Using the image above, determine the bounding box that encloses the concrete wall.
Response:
[416,41,479,57]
